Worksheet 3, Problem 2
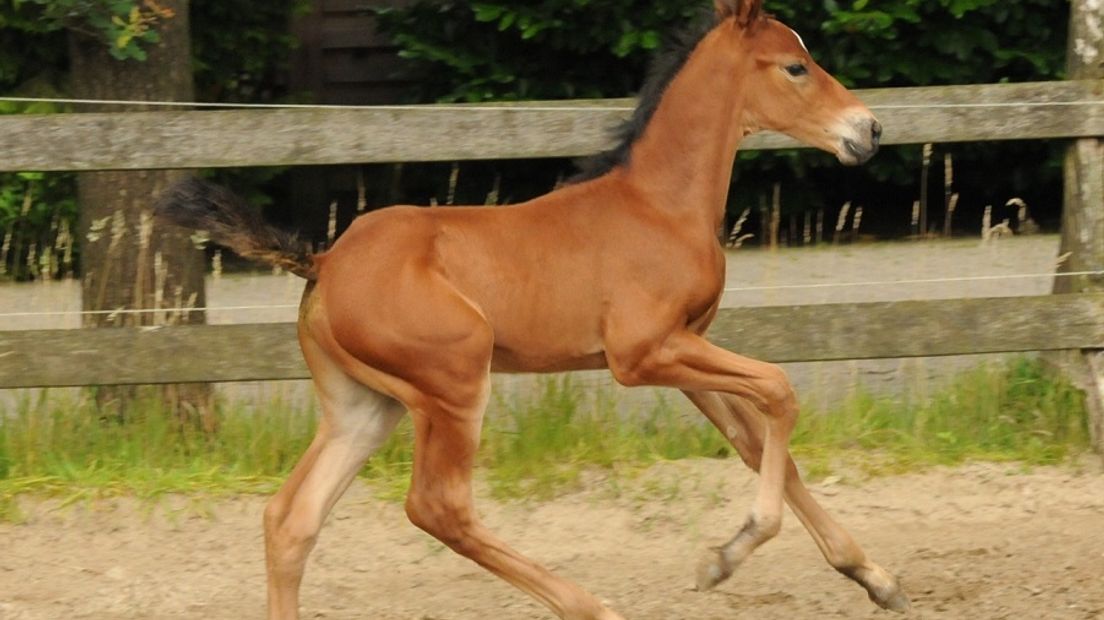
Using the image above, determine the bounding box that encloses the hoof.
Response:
[841,565,911,613]
[870,583,911,613]
[695,549,734,591]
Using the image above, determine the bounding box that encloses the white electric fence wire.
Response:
[1,96,1103,111]
[721,270,1104,293]
[0,270,1099,320]
[0,304,299,319]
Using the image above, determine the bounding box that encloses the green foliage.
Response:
[813,0,1066,86]
[378,0,1067,103]
[0,97,77,281]
[376,0,1070,234]
[0,0,177,281]
[0,170,76,280]
[0,2,68,95]
[0,0,309,279]
[191,0,311,103]
[12,0,176,61]
[375,1,705,102]
[0,0,309,101]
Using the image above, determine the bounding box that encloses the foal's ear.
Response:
[714,0,763,27]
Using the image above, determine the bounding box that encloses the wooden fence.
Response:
[2,80,1101,171]
[2,294,1103,388]
[1,78,1103,454]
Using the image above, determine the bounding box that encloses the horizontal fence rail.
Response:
[1,80,1101,172]
[4,294,1102,388]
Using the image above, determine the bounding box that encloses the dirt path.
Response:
[3,459,1103,620]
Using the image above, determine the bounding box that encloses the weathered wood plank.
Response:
[706,293,1104,362]
[3,294,1101,388]
[0,80,1100,172]
[0,323,304,387]
[1055,0,1104,454]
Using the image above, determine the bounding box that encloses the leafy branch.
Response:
[16,0,175,60]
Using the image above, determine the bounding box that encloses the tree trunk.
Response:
[1053,0,1104,453]
[70,0,214,430]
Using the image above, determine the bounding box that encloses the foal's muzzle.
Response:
[838,118,882,166]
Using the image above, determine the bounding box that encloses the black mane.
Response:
[569,13,718,184]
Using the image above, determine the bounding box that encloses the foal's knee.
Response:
[263,497,288,537]
[747,364,798,421]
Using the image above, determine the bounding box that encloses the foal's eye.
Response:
[784,64,808,77]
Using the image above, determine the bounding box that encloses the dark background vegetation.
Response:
[370,0,1069,239]
[0,0,1071,277]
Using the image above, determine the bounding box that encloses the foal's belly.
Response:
[486,312,609,373]
[490,348,609,374]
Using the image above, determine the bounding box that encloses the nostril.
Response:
[871,120,883,141]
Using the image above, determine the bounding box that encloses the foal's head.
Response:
[715,0,882,165]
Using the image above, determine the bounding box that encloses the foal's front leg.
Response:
[683,390,910,611]
[607,330,799,590]
[404,384,624,620]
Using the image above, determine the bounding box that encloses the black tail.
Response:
[155,177,317,280]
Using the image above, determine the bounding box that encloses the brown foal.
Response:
[158,1,907,618]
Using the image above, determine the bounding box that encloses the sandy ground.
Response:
[2,458,1103,620]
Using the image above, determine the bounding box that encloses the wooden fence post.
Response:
[1054,0,1104,452]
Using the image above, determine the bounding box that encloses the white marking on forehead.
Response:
[788,27,809,53]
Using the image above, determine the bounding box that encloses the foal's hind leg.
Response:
[683,390,909,612]
[403,377,624,620]
[264,334,405,620]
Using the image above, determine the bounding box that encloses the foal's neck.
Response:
[621,23,748,234]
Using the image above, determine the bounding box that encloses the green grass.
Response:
[0,390,316,518]
[789,358,1090,477]
[479,379,728,498]
[0,358,1090,518]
